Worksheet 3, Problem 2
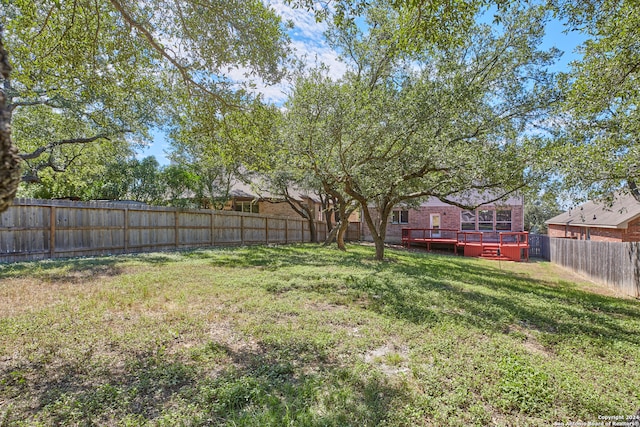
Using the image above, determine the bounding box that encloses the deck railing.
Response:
[402,229,529,261]
[457,231,483,245]
[402,228,458,241]
[403,229,529,247]
[499,232,529,246]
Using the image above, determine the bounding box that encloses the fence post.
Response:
[285,218,289,244]
[124,208,129,253]
[175,211,179,248]
[214,211,215,246]
[265,217,269,245]
[49,206,56,258]
[240,215,245,245]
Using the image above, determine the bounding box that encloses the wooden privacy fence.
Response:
[346,222,361,242]
[529,234,550,260]
[550,238,640,298]
[0,199,332,263]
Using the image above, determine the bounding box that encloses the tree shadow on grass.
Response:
[0,337,410,426]
[180,244,640,350]
[0,251,199,281]
[204,244,372,271]
[346,251,640,349]
[0,244,366,280]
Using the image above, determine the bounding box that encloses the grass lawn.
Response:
[0,244,639,426]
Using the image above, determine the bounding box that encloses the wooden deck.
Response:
[401,229,529,261]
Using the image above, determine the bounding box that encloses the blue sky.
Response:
[138,2,588,166]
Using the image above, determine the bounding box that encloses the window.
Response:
[461,210,476,230]
[495,209,512,231]
[234,201,259,213]
[391,210,409,224]
[478,209,494,231]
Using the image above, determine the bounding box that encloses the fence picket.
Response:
[529,234,550,260]
[0,199,352,263]
[550,238,640,298]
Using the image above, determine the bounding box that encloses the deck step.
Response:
[481,250,500,255]
[479,255,512,261]
[479,247,512,261]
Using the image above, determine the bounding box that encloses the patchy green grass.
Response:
[0,244,638,426]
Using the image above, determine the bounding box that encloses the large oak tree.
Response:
[548,0,640,203]
[284,3,559,260]
[0,0,290,211]
[0,26,20,212]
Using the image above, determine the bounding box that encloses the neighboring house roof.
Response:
[229,179,322,203]
[418,191,524,208]
[545,193,640,229]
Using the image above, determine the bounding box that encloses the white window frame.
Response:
[461,210,476,231]
[495,209,512,231]
[235,201,259,213]
[391,210,409,224]
[478,209,494,231]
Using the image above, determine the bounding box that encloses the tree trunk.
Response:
[343,180,392,261]
[336,217,349,251]
[279,196,318,243]
[308,217,317,243]
[323,222,339,246]
[0,28,21,213]
[629,180,640,203]
[320,192,334,234]
[372,233,385,260]
[360,203,389,261]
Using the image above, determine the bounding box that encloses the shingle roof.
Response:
[545,193,640,229]
[420,191,523,207]
[229,179,321,203]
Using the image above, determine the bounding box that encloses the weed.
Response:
[0,244,638,425]
[497,354,555,415]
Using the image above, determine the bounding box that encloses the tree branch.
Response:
[108,0,234,109]
[19,133,116,160]
[438,184,526,211]
[8,98,64,112]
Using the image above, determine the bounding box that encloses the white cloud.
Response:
[223,0,347,105]
[136,1,346,162]
[268,0,328,42]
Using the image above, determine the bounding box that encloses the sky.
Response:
[137,1,588,166]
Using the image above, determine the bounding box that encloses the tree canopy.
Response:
[0,26,20,212]
[282,4,558,259]
[0,0,291,210]
[546,0,640,203]
[3,0,638,249]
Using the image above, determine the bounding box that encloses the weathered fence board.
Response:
[267,218,287,244]
[0,199,337,262]
[347,222,361,242]
[529,234,550,260]
[550,238,640,298]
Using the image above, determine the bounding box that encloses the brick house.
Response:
[225,180,325,221]
[545,193,640,242]
[361,194,525,244]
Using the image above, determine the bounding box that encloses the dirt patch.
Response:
[0,278,90,317]
[304,301,346,312]
[503,323,553,357]
[363,343,411,376]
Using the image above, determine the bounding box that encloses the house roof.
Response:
[419,191,523,208]
[545,193,640,229]
[229,179,322,203]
